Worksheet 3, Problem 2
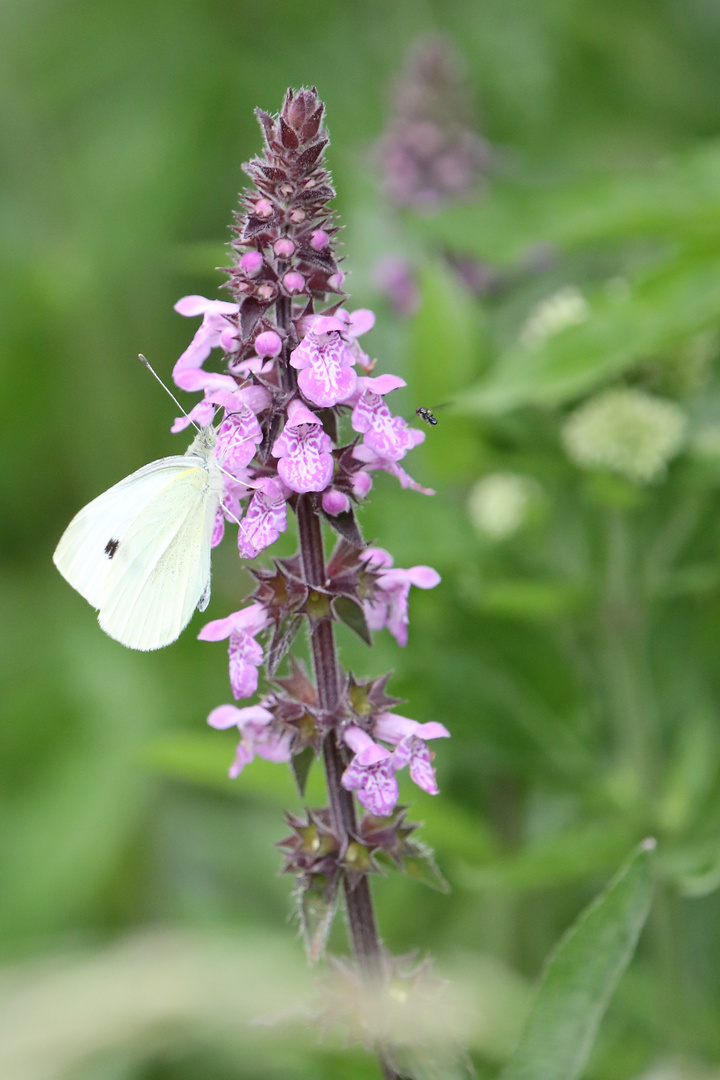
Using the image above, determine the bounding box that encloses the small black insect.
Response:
[104,538,120,559]
[416,406,439,426]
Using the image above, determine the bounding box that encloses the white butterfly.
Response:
[53,426,225,651]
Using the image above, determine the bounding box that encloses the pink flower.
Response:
[352,443,435,495]
[238,477,288,559]
[289,316,358,407]
[362,547,441,646]
[198,603,271,699]
[216,403,264,472]
[271,398,334,493]
[341,713,449,815]
[341,726,400,817]
[374,712,450,796]
[172,295,238,392]
[351,375,424,462]
[207,703,292,778]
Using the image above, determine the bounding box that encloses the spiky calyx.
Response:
[225,87,343,349]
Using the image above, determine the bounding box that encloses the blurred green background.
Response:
[4,1,720,1077]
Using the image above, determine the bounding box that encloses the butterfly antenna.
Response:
[138,354,200,432]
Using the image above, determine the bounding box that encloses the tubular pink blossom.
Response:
[239,478,288,558]
[172,296,238,391]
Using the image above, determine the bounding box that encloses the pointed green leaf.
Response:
[333,595,372,644]
[290,745,316,798]
[501,839,655,1080]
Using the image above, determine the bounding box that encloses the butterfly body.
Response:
[53,426,224,651]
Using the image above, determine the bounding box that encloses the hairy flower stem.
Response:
[297,496,400,1080]
[296,497,385,972]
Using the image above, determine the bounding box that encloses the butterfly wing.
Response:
[97,461,219,650]
[53,456,194,609]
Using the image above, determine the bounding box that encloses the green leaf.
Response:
[290,746,316,799]
[460,822,635,892]
[412,142,720,263]
[139,732,327,805]
[333,595,372,644]
[500,839,655,1080]
[410,262,486,477]
[460,251,720,414]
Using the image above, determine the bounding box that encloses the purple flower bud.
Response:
[274,237,295,257]
[254,330,283,358]
[255,199,274,218]
[283,271,305,294]
[257,282,278,301]
[311,230,330,251]
[240,251,264,274]
[322,489,351,516]
[328,271,345,291]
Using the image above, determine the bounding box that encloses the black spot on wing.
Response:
[105,538,120,559]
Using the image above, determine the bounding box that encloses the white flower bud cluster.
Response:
[519,286,589,349]
[468,472,540,540]
[562,387,687,483]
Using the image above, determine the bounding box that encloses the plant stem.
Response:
[297,495,401,1080]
